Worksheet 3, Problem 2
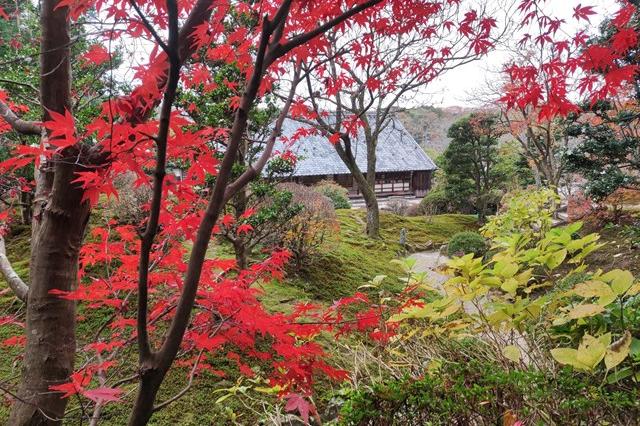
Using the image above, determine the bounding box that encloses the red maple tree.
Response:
[0,0,637,424]
[0,0,427,424]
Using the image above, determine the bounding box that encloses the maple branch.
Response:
[129,0,170,53]
[136,0,181,362]
[125,0,220,125]
[156,17,273,371]
[224,65,301,202]
[151,349,203,413]
[88,350,109,426]
[0,383,61,422]
[0,99,42,136]
[128,1,384,419]
[269,0,292,46]
[157,7,274,361]
[177,0,218,63]
[0,235,28,302]
[0,78,39,93]
[276,0,382,58]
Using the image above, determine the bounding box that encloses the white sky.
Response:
[107,0,620,109]
[427,0,619,107]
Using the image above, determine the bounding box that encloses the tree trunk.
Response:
[362,184,380,238]
[232,188,249,269]
[8,0,88,423]
[127,365,166,426]
[233,238,248,270]
[9,167,90,424]
[477,195,487,224]
[333,135,380,238]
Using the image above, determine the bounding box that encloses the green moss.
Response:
[1,225,31,283]
[297,211,477,301]
[0,225,30,421]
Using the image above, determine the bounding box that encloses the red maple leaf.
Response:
[285,394,315,425]
[49,371,92,399]
[82,44,111,66]
[328,133,341,145]
[43,109,77,148]
[221,214,235,227]
[237,223,254,235]
[573,4,596,23]
[83,387,123,403]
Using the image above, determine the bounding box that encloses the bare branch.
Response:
[129,0,170,53]
[0,100,42,136]
[136,0,181,362]
[152,349,204,413]
[0,235,28,302]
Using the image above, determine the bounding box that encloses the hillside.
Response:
[397,106,481,154]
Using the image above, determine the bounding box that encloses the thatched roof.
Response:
[276,116,437,177]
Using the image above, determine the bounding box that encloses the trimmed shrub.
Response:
[278,183,339,270]
[447,231,486,257]
[385,199,409,216]
[315,180,351,209]
[419,187,451,215]
[405,203,424,217]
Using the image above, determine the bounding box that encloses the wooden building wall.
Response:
[291,170,433,198]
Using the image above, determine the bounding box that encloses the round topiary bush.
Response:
[447,231,487,257]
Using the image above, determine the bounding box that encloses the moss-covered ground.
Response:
[294,211,477,301]
[0,210,476,424]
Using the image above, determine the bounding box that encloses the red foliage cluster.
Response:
[502,1,639,121]
[0,0,637,422]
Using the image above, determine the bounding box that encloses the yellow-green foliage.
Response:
[392,192,640,384]
[481,187,558,240]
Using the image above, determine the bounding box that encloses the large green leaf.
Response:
[567,304,604,320]
[605,331,632,370]
[550,348,584,369]
[576,334,607,370]
[601,269,634,296]
[545,249,567,270]
[571,280,616,306]
[502,345,521,362]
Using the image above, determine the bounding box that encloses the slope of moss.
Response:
[295,210,477,301]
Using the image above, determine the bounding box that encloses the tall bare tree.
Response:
[291,1,511,237]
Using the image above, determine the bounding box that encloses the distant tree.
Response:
[500,0,640,193]
[219,155,302,269]
[442,113,509,222]
[481,42,571,190]
[177,60,302,269]
[564,99,640,201]
[562,10,640,201]
[291,2,504,238]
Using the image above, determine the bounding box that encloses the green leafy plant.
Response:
[315,180,352,210]
[481,188,559,240]
[389,189,639,394]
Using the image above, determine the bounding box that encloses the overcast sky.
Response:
[110,0,620,109]
[427,0,618,108]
